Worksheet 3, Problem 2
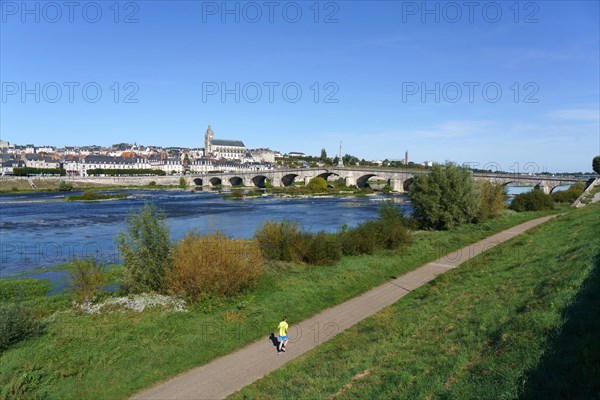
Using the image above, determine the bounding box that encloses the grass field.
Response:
[0,208,571,399]
[231,203,600,399]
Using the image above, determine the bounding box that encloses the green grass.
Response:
[231,203,600,400]
[0,279,51,302]
[0,208,565,399]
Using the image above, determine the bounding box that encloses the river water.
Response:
[0,185,569,281]
[0,189,408,277]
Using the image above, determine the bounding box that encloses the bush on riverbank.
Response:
[409,163,479,230]
[552,182,584,203]
[306,177,328,191]
[116,204,173,294]
[298,231,342,266]
[477,181,507,222]
[510,190,555,212]
[66,257,108,303]
[256,203,411,263]
[0,302,46,352]
[255,221,343,266]
[255,220,303,262]
[168,233,263,300]
[340,202,411,255]
[57,181,73,191]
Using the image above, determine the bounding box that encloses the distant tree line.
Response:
[86,168,166,176]
[13,167,66,176]
[276,153,427,169]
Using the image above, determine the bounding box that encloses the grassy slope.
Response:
[0,209,565,399]
[231,203,600,400]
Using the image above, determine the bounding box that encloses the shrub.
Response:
[552,183,584,203]
[223,189,245,200]
[179,177,187,188]
[593,155,600,175]
[381,184,393,193]
[0,303,45,352]
[340,203,411,255]
[57,181,73,191]
[168,233,263,300]
[149,181,157,186]
[509,190,554,212]
[297,231,342,266]
[477,181,507,222]
[306,177,328,192]
[255,220,302,262]
[409,163,479,230]
[116,203,173,294]
[82,190,101,201]
[340,221,379,255]
[376,202,412,249]
[0,279,50,302]
[66,257,108,303]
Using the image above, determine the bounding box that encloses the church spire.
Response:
[205,125,215,157]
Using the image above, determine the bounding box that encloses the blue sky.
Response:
[1,0,598,172]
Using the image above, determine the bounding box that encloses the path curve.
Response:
[133,215,557,400]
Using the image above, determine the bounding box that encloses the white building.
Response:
[24,154,61,169]
[148,158,184,175]
[249,148,276,163]
[76,155,151,176]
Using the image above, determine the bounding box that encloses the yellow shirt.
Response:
[278,321,288,337]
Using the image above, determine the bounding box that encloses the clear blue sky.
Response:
[1,0,598,172]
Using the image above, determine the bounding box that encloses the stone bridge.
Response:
[187,167,581,194]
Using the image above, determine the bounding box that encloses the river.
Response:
[0,189,409,278]
[0,185,570,281]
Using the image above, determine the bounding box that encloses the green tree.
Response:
[66,257,108,302]
[307,177,328,191]
[179,177,187,188]
[477,181,507,222]
[116,203,173,294]
[408,163,479,230]
[593,156,600,175]
[320,148,328,162]
[509,190,554,212]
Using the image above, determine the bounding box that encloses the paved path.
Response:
[133,215,557,400]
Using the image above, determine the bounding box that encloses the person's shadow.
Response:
[269,332,280,349]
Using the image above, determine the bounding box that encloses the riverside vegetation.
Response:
[0,163,588,399]
[233,202,600,400]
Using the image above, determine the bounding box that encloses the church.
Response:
[203,125,246,160]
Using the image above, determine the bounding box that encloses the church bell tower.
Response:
[204,125,214,157]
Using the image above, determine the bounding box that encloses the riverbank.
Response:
[0,208,566,399]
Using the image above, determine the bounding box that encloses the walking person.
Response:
[277,316,288,354]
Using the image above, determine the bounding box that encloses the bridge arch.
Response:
[356,174,384,189]
[193,178,203,186]
[209,177,222,187]
[403,178,414,192]
[316,172,340,181]
[282,174,299,187]
[229,176,244,187]
[252,175,268,188]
